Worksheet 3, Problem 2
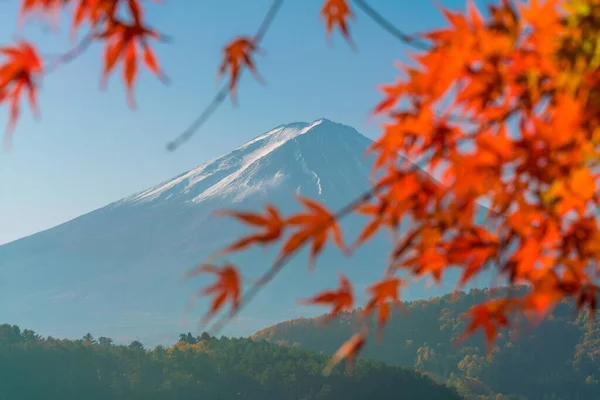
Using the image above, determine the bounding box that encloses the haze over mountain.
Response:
[0,119,482,346]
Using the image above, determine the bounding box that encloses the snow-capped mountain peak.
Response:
[121,119,372,206]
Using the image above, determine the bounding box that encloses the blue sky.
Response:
[0,0,469,244]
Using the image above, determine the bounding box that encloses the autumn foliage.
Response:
[0,40,43,145]
[3,0,600,374]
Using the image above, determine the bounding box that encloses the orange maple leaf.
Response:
[363,276,405,340]
[351,171,423,250]
[459,299,515,351]
[218,37,264,102]
[300,272,354,319]
[282,196,346,270]
[217,204,285,254]
[518,0,563,35]
[562,168,598,216]
[97,16,166,108]
[521,286,563,322]
[320,0,354,44]
[186,263,242,327]
[0,40,44,146]
[403,245,448,284]
[444,228,499,287]
[323,330,367,376]
[352,200,390,251]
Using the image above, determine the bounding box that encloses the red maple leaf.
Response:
[218,37,264,102]
[0,40,44,146]
[320,0,354,44]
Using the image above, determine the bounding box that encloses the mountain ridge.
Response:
[116,118,371,207]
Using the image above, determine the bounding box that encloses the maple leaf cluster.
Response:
[198,0,600,373]
[0,0,165,140]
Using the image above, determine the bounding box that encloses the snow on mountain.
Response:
[117,119,370,208]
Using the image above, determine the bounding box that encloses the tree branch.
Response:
[44,31,96,76]
[202,144,512,336]
[351,0,430,50]
[204,152,436,336]
[166,0,285,152]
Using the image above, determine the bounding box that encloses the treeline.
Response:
[252,288,600,400]
[0,324,461,400]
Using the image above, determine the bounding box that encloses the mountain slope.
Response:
[0,118,479,346]
[251,288,600,400]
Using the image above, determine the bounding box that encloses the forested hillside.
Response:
[252,288,600,400]
[0,324,461,400]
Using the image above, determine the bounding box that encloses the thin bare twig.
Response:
[166,87,229,152]
[166,0,285,152]
[351,0,430,50]
[44,31,96,76]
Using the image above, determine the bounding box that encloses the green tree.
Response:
[82,333,97,345]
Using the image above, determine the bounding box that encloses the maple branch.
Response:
[205,152,435,336]
[165,86,229,152]
[204,145,514,336]
[206,192,373,336]
[351,0,430,51]
[166,0,285,152]
[254,0,285,42]
[44,31,96,76]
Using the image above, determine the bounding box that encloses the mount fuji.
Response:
[0,119,477,345]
